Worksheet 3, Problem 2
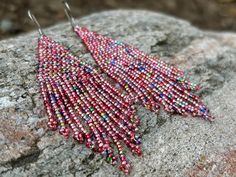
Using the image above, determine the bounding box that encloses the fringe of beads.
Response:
[37,35,142,174]
[75,26,214,121]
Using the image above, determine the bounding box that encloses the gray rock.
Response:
[0,10,236,177]
[0,19,13,32]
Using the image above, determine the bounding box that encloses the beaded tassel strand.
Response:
[29,9,143,173]
[37,35,142,174]
[74,26,214,121]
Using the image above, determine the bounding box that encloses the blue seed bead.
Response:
[139,66,145,72]
[200,107,207,113]
[160,93,164,98]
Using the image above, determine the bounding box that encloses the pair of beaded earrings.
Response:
[29,1,214,174]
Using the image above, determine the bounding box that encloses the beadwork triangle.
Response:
[37,35,142,174]
[74,26,214,121]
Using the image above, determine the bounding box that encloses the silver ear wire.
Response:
[28,10,44,36]
[63,0,76,28]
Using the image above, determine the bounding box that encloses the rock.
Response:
[0,10,235,177]
[0,19,13,33]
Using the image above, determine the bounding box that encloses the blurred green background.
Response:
[0,0,236,40]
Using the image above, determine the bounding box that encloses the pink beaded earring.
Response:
[63,2,214,121]
[28,11,142,174]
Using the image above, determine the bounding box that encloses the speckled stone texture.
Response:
[0,10,235,177]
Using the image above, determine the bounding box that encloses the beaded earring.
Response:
[63,2,214,121]
[28,11,142,174]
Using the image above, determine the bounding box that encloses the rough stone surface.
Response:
[0,10,236,177]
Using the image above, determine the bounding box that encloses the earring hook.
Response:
[28,10,44,36]
[62,0,76,28]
